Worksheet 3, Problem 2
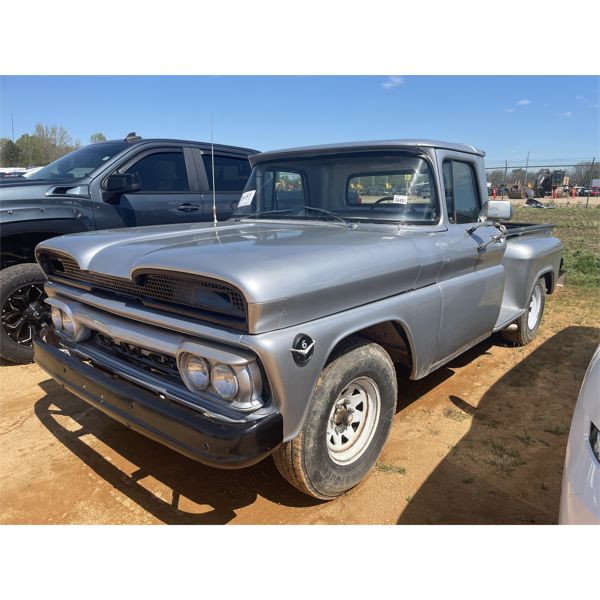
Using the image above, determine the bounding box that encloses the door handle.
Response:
[177,203,200,212]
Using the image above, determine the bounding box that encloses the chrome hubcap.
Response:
[326,376,381,465]
[527,286,542,330]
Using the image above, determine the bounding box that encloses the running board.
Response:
[493,307,526,332]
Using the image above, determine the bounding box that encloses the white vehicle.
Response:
[23,166,43,178]
[0,167,27,177]
[559,345,600,524]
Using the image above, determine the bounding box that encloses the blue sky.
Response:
[1,76,598,163]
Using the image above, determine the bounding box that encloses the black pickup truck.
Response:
[0,133,258,363]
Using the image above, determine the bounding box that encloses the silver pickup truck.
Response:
[33,140,563,499]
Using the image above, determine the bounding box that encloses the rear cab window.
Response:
[346,168,435,222]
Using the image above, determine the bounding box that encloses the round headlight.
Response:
[181,355,210,390]
[51,306,63,331]
[211,364,239,399]
[61,312,75,337]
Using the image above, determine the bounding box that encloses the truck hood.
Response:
[38,220,444,332]
[0,178,90,205]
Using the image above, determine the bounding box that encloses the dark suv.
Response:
[0,133,258,363]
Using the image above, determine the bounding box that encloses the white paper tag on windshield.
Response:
[392,194,408,204]
[238,190,256,207]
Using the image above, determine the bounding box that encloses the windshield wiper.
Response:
[236,207,355,228]
[300,206,354,227]
[235,209,295,220]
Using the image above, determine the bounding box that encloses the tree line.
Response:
[2,125,599,186]
[0,124,106,167]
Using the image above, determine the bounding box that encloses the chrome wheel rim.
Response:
[1,283,49,346]
[326,376,381,465]
[527,285,542,330]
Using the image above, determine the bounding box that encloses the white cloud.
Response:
[516,99,532,105]
[382,76,404,89]
[562,111,573,117]
[504,108,517,113]
[576,95,585,101]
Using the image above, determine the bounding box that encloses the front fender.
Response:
[240,283,442,441]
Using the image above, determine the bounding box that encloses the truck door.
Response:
[434,153,506,363]
[104,147,205,227]
[195,150,252,221]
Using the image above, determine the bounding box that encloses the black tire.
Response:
[502,278,546,346]
[273,338,397,500]
[0,263,48,364]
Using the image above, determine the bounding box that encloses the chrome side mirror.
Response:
[486,200,512,221]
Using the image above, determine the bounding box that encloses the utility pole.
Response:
[524,152,530,189]
[586,157,595,208]
[502,160,507,200]
[11,114,14,142]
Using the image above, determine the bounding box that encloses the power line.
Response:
[486,161,596,170]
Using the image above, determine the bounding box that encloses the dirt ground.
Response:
[1,287,598,524]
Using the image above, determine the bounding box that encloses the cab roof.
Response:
[251,139,485,166]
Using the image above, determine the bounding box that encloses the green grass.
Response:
[515,430,535,446]
[376,462,407,475]
[512,206,600,289]
[543,426,569,436]
[442,407,469,422]
[484,440,526,476]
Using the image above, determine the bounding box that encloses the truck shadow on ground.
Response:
[34,382,321,524]
[396,325,598,524]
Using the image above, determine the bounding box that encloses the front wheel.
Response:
[0,263,50,364]
[273,338,397,499]
[502,278,546,346]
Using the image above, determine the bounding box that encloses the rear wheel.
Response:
[0,263,50,364]
[502,278,546,346]
[273,338,397,499]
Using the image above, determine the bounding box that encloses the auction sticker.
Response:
[392,194,408,204]
[238,190,256,207]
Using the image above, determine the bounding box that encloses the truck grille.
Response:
[90,332,182,384]
[39,252,247,329]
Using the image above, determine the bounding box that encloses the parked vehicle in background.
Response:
[0,167,27,178]
[578,186,600,197]
[33,139,563,499]
[559,345,600,524]
[0,133,257,363]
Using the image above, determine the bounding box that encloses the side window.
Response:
[203,155,251,192]
[123,151,189,192]
[442,160,480,224]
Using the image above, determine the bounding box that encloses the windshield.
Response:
[26,142,129,181]
[234,153,439,224]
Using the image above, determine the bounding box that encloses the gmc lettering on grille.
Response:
[96,333,178,371]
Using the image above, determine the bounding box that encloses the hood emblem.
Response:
[291,334,315,365]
